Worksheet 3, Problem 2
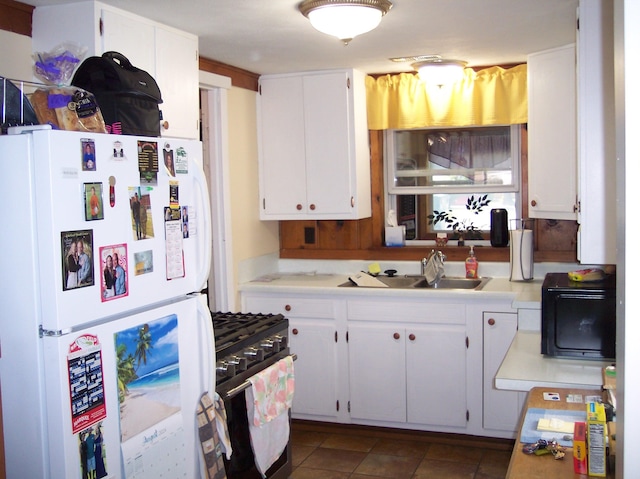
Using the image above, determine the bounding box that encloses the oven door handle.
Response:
[223,353,297,400]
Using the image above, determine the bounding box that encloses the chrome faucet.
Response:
[421,257,428,275]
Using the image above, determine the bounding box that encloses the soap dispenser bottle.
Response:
[465,246,478,279]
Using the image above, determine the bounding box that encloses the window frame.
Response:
[384,125,522,243]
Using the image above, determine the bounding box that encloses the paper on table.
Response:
[537,417,576,434]
[520,408,587,447]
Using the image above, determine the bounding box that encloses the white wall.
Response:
[227,86,279,309]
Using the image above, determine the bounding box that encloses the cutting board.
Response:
[348,272,389,288]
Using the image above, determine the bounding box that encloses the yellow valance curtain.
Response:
[365,64,527,130]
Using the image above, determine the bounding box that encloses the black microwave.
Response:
[541,272,616,360]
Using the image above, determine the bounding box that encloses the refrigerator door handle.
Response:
[196,295,216,394]
[193,157,212,291]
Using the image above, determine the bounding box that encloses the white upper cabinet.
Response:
[257,69,371,220]
[577,0,616,265]
[527,43,578,220]
[33,1,199,139]
[528,0,616,264]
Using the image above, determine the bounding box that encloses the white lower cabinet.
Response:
[241,289,524,438]
[348,322,467,428]
[241,293,345,422]
[347,299,470,432]
[483,310,525,437]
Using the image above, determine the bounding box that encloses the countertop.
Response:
[241,272,608,392]
[496,331,611,391]
[240,273,542,308]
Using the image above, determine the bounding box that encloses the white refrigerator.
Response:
[0,128,215,479]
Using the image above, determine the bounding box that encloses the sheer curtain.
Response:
[426,129,511,169]
[365,64,527,130]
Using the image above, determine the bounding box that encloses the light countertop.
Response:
[495,331,611,391]
[241,273,606,392]
[239,273,542,307]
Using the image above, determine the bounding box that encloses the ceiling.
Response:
[22,0,578,76]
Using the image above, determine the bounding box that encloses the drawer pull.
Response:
[285,304,292,312]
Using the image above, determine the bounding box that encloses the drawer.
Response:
[243,294,336,319]
[347,299,465,324]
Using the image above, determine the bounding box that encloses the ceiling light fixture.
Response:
[298,0,393,45]
[412,58,468,87]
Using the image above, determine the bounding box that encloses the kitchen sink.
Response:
[338,275,425,288]
[338,275,490,290]
[414,277,490,290]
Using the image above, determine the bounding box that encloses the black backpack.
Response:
[72,51,162,137]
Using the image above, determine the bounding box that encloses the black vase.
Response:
[490,208,509,247]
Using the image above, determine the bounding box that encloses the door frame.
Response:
[199,71,233,312]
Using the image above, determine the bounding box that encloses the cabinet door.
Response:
[483,312,522,434]
[527,44,577,220]
[289,319,339,418]
[101,9,155,75]
[303,72,353,216]
[258,76,307,216]
[155,28,199,139]
[577,0,616,264]
[348,323,406,422]
[406,324,467,427]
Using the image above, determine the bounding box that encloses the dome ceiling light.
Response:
[299,0,393,45]
[412,58,468,87]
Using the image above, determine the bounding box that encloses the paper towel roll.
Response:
[509,230,534,281]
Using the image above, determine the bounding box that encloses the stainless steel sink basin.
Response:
[338,275,490,290]
[338,275,425,288]
[414,276,490,290]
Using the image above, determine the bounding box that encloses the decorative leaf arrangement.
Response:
[428,194,491,240]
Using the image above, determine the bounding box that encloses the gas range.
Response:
[210,311,293,479]
[211,311,289,395]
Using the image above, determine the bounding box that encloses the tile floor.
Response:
[290,420,514,479]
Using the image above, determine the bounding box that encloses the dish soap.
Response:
[465,246,478,279]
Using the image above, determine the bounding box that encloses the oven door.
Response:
[217,351,294,479]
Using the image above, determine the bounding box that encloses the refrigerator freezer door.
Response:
[4,294,214,479]
[10,129,211,331]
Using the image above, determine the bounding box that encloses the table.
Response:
[507,387,615,478]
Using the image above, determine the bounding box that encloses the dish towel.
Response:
[245,356,295,478]
[196,392,232,479]
[424,252,445,285]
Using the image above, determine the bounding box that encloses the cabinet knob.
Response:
[393,332,400,340]
[408,333,416,341]
[292,328,299,335]
[309,204,316,210]
[161,120,169,130]
[296,204,303,211]
[530,200,537,207]
[488,318,496,326]
[284,304,292,312]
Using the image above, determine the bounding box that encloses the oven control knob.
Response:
[244,347,265,361]
[274,335,287,349]
[216,361,236,377]
[261,339,275,351]
[227,356,247,371]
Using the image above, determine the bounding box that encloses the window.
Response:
[385,125,521,242]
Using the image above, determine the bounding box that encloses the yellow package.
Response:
[586,402,607,477]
